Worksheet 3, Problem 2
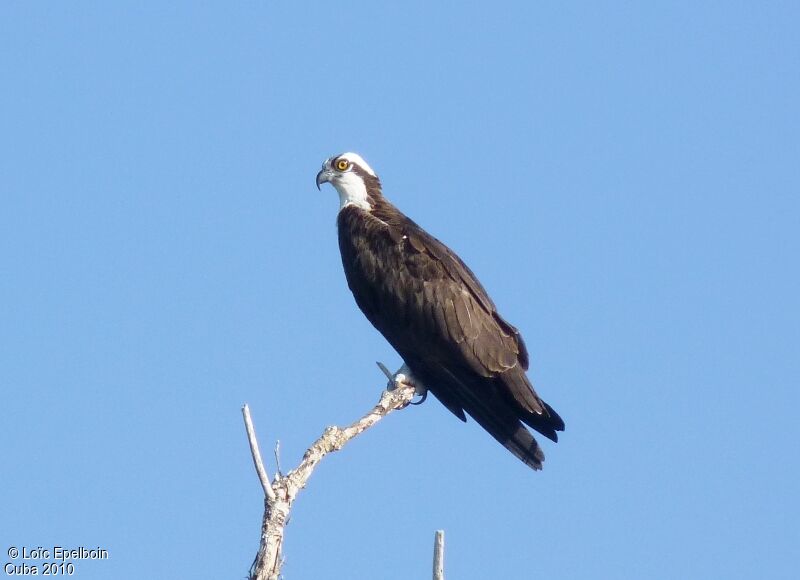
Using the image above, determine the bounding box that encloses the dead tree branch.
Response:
[433,530,445,580]
[242,404,275,501]
[243,376,417,580]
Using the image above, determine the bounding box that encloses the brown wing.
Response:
[402,224,546,416]
[337,205,564,469]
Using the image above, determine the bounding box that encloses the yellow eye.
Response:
[336,159,350,171]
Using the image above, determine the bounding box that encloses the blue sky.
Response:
[2,2,798,579]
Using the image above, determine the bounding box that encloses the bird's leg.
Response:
[381,362,428,405]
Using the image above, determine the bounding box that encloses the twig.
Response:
[242,404,275,501]
[376,361,393,381]
[273,440,282,477]
[433,530,445,580]
[244,376,417,580]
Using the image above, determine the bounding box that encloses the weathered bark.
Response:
[433,530,445,580]
[243,381,416,580]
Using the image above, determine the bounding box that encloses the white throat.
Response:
[333,173,372,211]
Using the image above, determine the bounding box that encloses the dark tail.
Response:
[521,401,565,443]
[422,363,560,471]
[440,375,548,470]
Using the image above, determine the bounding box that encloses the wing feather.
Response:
[454,292,480,341]
[433,300,450,343]
[443,297,462,343]
[402,223,547,409]
[337,205,563,469]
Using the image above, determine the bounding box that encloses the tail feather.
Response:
[466,404,545,470]
[520,401,565,442]
[415,361,558,470]
[435,371,547,470]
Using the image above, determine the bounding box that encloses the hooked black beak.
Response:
[315,169,329,190]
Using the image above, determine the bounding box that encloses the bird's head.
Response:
[316,152,382,210]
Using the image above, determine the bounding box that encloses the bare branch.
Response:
[433,530,445,580]
[242,404,275,501]
[245,378,417,580]
[273,440,282,477]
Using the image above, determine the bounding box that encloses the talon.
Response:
[379,362,428,401]
[410,391,428,405]
[391,363,427,400]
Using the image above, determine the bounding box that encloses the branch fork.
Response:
[242,368,417,580]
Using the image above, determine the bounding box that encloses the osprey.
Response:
[316,152,564,470]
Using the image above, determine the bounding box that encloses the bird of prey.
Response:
[316,152,564,470]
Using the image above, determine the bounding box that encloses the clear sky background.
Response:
[2,2,798,579]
